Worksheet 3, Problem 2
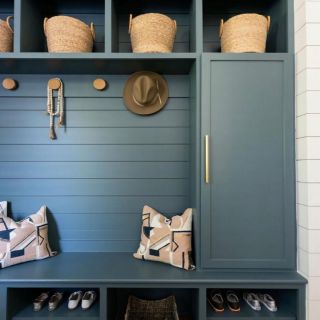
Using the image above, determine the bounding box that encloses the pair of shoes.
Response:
[68,290,97,310]
[207,290,240,312]
[33,292,63,312]
[243,293,277,312]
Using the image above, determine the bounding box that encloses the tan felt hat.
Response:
[123,71,169,115]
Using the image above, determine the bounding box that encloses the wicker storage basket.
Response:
[0,16,13,52]
[129,13,177,53]
[44,16,95,53]
[219,14,270,53]
[124,295,180,320]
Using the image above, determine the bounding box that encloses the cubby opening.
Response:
[20,0,105,53]
[206,289,297,320]
[203,0,289,53]
[107,288,198,320]
[0,0,14,52]
[7,287,100,320]
[111,0,196,53]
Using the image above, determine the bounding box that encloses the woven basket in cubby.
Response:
[124,295,180,320]
[129,13,177,53]
[0,16,13,52]
[219,13,271,53]
[44,15,95,53]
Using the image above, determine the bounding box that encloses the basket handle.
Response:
[6,16,13,33]
[266,16,271,32]
[173,19,177,32]
[128,14,133,34]
[219,19,224,38]
[43,17,48,37]
[90,22,96,41]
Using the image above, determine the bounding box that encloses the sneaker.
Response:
[33,292,49,312]
[48,292,63,312]
[243,292,261,311]
[68,291,83,310]
[207,291,224,312]
[258,293,277,312]
[81,291,97,310]
[226,291,240,312]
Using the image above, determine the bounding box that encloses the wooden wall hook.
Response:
[93,78,108,91]
[2,78,17,90]
[48,78,62,90]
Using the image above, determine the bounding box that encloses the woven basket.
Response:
[44,16,95,53]
[220,14,271,53]
[0,16,13,52]
[129,13,177,53]
[124,295,180,320]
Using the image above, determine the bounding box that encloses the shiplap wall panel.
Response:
[0,74,191,252]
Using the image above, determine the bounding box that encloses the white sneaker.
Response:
[68,291,83,310]
[81,291,97,310]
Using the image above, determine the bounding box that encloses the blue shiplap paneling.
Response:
[0,74,191,252]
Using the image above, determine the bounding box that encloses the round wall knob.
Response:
[93,78,108,91]
[48,78,62,90]
[2,78,17,90]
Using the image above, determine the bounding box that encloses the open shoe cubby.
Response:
[206,289,298,320]
[107,287,198,320]
[202,0,290,53]
[7,287,100,320]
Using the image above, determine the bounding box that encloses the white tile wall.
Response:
[295,1,320,319]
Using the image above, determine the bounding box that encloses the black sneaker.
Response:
[226,291,240,312]
[208,291,224,312]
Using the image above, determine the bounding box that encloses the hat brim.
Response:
[123,71,169,115]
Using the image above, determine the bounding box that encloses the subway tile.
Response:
[306,46,320,68]
[309,300,320,320]
[308,277,320,300]
[295,2,306,31]
[306,2,320,23]
[298,160,320,182]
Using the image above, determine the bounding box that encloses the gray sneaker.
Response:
[243,292,261,311]
[33,292,49,312]
[48,292,63,311]
[258,293,278,312]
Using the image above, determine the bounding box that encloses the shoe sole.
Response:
[228,305,240,312]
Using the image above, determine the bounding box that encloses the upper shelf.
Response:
[0,53,198,74]
[0,0,293,72]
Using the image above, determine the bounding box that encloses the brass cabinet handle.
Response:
[205,135,210,184]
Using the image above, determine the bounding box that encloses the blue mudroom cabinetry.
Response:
[0,0,306,319]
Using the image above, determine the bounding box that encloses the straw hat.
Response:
[123,71,169,115]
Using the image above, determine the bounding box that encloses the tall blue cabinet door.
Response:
[201,54,295,269]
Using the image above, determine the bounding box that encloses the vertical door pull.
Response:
[205,135,210,184]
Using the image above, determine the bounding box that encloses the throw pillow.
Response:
[0,205,56,268]
[0,201,7,216]
[134,205,195,270]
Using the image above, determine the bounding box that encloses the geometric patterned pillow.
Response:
[134,205,195,271]
[0,201,7,217]
[0,205,56,268]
